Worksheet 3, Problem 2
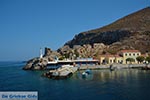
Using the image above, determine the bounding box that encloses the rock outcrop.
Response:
[58,43,109,59]
[23,47,60,70]
[23,57,48,70]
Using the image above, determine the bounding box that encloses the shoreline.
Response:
[42,63,150,79]
[77,63,149,70]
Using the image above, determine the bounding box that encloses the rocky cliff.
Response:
[65,7,150,53]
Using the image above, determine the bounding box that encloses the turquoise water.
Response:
[0,62,150,100]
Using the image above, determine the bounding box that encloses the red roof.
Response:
[120,50,140,53]
[141,54,148,57]
[100,54,121,58]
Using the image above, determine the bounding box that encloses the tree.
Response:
[59,56,65,60]
[146,56,150,63]
[64,53,70,59]
[126,58,135,64]
[74,49,79,58]
[136,56,145,63]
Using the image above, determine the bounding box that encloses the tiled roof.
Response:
[99,54,121,58]
[141,54,148,57]
[120,50,140,53]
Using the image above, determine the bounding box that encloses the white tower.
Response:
[40,48,43,58]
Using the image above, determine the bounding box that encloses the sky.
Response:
[0,0,148,61]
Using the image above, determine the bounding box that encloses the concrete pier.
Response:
[78,64,149,70]
[43,65,78,79]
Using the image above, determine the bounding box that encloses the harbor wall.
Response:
[78,64,149,70]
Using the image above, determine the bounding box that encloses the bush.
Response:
[126,58,135,63]
[146,56,150,63]
[136,56,145,63]
[59,56,65,60]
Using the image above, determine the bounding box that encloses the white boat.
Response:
[49,64,78,79]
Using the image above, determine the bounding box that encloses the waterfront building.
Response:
[115,56,124,64]
[119,50,141,64]
[99,55,123,64]
[99,50,143,64]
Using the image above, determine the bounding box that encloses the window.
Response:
[133,53,135,56]
[125,53,127,56]
[129,53,131,56]
[110,60,112,63]
[137,53,139,56]
[113,59,116,63]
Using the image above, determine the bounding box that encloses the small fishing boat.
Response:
[110,64,115,71]
[82,69,92,78]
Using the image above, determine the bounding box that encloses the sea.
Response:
[0,61,150,100]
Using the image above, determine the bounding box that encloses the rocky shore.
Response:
[23,43,109,70]
[23,57,48,70]
[23,48,60,70]
[77,63,150,70]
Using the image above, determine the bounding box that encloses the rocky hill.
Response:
[23,7,150,70]
[65,7,150,53]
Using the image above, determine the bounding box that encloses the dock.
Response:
[43,65,78,79]
[47,59,99,66]
[78,64,149,70]
[43,63,150,79]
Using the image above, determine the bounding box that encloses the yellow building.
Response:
[99,50,141,64]
[99,55,123,64]
[118,50,141,64]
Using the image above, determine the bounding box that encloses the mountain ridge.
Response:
[83,7,150,34]
[64,7,150,53]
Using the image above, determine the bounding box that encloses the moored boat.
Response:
[82,69,92,78]
[43,64,78,79]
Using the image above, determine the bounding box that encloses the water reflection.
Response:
[76,71,94,80]
[74,69,150,82]
[69,69,150,100]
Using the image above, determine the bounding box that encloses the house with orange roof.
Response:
[119,50,141,64]
[99,50,143,64]
[99,54,123,64]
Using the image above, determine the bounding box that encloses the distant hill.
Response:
[65,7,150,53]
